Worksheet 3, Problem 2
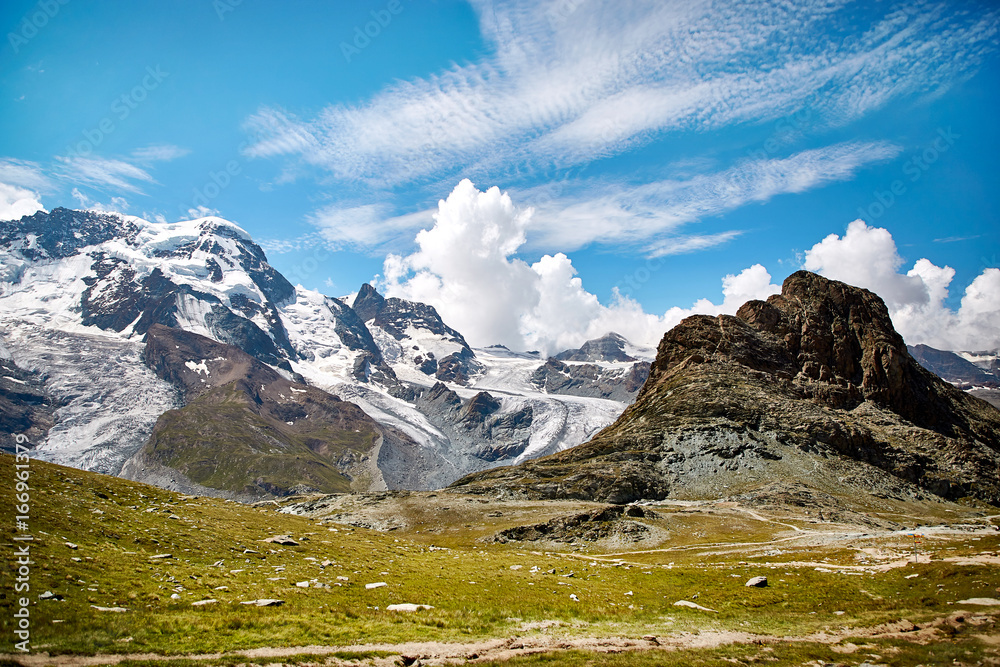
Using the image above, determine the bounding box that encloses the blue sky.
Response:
[1,0,998,352]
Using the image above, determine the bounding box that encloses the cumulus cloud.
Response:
[381,180,780,355]
[804,220,1000,351]
[0,158,51,220]
[0,182,45,221]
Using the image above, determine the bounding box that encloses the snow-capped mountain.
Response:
[0,208,652,494]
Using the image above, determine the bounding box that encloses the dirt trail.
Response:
[7,612,997,666]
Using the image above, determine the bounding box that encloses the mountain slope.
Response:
[452,271,1000,505]
[909,344,998,387]
[121,325,426,499]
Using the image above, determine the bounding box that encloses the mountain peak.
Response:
[554,332,636,362]
[353,282,386,322]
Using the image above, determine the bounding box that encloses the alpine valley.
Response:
[3,209,1000,666]
[0,208,652,498]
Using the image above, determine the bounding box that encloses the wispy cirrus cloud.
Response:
[307,204,435,251]
[55,156,156,194]
[520,140,902,253]
[243,0,996,189]
[130,144,191,164]
[54,143,188,195]
[0,158,55,192]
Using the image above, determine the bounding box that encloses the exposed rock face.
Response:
[415,382,534,462]
[0,208,140,263]
[124,325,421,499]
[530,358,650,401]
[353,283,482,385]
[554,333,636,362]
[489,504,658,544]
[0,344,60,453]
[451,271,1000,505]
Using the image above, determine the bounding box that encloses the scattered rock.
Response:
[64,542,78,550]
[295,581,310,588]
[149,553,173,559]
[570,594,579,602]
[489,505,657,544]
[192,599,217,606]
[170,594,180,600]
[386,603,434,612]
[366,582,388,589]
[38,591,63,601]
[673,600,717,612]
[337,575,349,581]
[956,597,1000,606]
[264,535,299,546]
[91,605,128,612]
[240,599,285,607]
[745,576,768,587]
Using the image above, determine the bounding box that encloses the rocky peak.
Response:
[352,283,386,322]
[554,332,636,362]
[352,283,482,385]
[452,270,1000,506]
[0,207,141,261]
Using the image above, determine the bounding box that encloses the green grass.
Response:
[147,384,380,496]
[1,454,998,663]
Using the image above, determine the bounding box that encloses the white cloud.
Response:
[0,182,45,221]
[56,156,156,194]
[0,158,54,192]
[131,144,190,163]
[308,204,434,251]
[803,219,1000,351]
[184,204,222,219]
[646,232,743,257]
[54,146,186,196]
[70,187,130,214]
[244,1,996,188]
[381,179,780,355]
[523,141,900,252]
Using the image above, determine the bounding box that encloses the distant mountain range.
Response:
[3,209,997,506]
[0,208,650,498]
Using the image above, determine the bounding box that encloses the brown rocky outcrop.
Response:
[450,271,1000,505]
